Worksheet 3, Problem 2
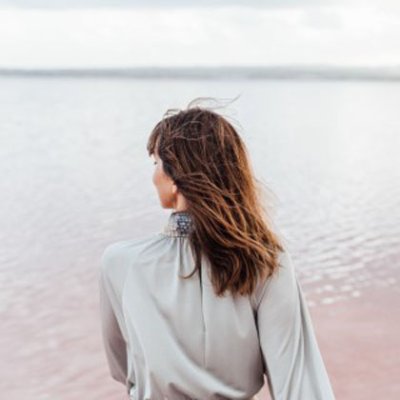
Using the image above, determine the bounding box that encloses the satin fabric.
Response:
[99,211,336,399]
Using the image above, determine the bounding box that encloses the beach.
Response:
[257,282,400,399]
[2,259,398,399]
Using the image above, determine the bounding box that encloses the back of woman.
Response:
[98,100,336,400]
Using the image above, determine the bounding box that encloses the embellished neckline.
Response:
[163,210,194,237]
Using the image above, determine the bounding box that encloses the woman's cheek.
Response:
[152,165,161,186]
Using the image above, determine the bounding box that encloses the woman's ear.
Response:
[171,182,178,195]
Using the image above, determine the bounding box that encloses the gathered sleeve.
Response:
[98,246,130,391]
[256,251,336,400]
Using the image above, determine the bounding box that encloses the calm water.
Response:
[1,77,399,399]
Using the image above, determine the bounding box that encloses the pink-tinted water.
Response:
[1,77,399,399]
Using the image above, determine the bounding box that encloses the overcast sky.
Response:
[0,0,399,68]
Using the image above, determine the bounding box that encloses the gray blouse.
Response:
[99,211,336,400]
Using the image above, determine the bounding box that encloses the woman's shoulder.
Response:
[100,232,165,275]
[250,247,296,310]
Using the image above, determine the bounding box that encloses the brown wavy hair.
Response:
[147,98,285,298]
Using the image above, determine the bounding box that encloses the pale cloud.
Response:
[0,5,399,68]
[0,0,399,10]
[0,0,344,9]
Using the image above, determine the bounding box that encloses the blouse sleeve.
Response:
[256,251,336,400]
[98,247,129,389]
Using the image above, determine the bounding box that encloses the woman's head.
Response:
[148,103,249,212]
[147,100,284,297]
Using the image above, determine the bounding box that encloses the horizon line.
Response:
[1,65,400,81]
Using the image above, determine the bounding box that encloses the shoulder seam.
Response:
[254,250,288,311]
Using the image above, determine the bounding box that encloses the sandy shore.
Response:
[255,284,400,399]
[312,284,400,399]
[2,274,398,399]
[98,283,400,400]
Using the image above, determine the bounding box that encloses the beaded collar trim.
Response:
[163,210,194,237]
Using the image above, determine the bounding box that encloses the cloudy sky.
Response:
[0,0,399,68]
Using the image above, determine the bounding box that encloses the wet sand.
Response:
[97,282,400,400]
[96,279,400,400]
[310,284,400,400]
[256,283,400,400]
[1,269,399,399]
[0,255,400,400]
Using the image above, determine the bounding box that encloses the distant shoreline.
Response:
[1,65,400,81]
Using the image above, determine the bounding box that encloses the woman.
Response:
[98,102,336,399]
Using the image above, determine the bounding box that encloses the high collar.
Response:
[163,210,194,237]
